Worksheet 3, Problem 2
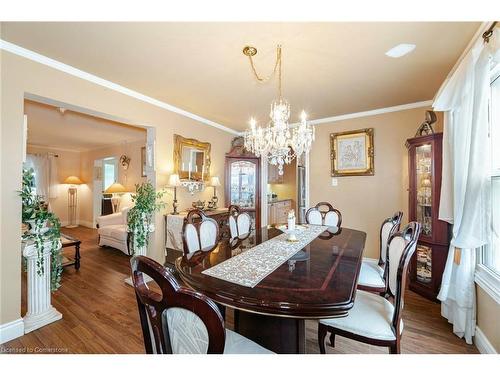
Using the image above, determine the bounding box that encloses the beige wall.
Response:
[476,286,500,352]
[309,107,442,259]
[79,139,146,225]
[0,50,234,326]
[268,159,297,210]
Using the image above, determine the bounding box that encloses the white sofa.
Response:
[96,207,131,255]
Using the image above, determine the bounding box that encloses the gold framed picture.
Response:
[330,128,374,177]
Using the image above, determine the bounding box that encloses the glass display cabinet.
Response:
[225,137,261,230]
[407,133,450,301]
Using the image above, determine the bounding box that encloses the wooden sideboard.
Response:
[164,208,230,253]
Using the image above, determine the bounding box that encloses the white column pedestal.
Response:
[124,244,152,286]
[22,240,62,333]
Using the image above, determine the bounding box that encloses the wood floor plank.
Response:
[1,226,478,354]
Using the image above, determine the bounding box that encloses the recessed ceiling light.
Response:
[385,43,416,58]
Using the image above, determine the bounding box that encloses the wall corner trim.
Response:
[0,39,239,136]
[475,326,498,354]
[475,264,500,304]
[0,318,24,345]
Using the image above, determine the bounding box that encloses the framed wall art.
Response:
[330,128,374,177]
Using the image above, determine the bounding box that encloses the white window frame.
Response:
[475,63,500,304]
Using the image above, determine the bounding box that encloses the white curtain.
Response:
[434,29,500,344]
[48,155,59,199]
[25,153,59,205]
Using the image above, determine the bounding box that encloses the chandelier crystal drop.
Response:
[243,45,315,175]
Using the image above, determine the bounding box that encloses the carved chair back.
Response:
[130,255,225,354]
[305,202,342,227]
[386,222,421,338]
[228,205,252,239]
[182,209,219,255]
[379,211,403,267]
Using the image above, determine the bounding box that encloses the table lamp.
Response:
[104,182,127,212]
[64,175,84,228]
[209,176,221,209]
[168,174,182,215]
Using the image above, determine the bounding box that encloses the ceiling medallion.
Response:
[242,46,258,57]
[243,45,315,175]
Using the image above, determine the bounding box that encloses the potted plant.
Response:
[20,168,63,291]
[127,181,165,255]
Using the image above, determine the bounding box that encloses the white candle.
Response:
[188,162,192,180]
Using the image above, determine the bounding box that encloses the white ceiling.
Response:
[25,100,146,152]
[3,22,480,131]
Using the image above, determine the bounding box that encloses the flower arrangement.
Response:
[19,168,63,291]
[127,181,165,255]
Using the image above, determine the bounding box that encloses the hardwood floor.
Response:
[2,226,478,354]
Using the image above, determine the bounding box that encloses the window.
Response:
[103,157,118,191]
[475,63,500,304]
[484,67,500,274]
[477,65,500,301]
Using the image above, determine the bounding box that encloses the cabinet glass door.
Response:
[416,244,432,284]
[230,161,256,209]
[415,143,432,237]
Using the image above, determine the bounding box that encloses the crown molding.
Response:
[240,100,434,135]
[0,39,240,136]
[306,100,433,126]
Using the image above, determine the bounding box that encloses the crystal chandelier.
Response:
[243,45,315,175]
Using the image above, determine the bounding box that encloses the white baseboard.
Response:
[0,318,24,344]
[78,220,95,229]
[60,220,95,229]
[475,326,498,354]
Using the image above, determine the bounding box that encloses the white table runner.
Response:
[202,225,329,288]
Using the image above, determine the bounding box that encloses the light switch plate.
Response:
[331,178,338,187]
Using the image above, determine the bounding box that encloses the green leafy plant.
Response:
[127,181,165,254]
[20,168,63,291]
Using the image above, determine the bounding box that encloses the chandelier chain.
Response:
[243,44,314,175]
[247,45,283,99]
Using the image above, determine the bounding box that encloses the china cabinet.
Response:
[225,137,261,230]
[406,133,450,301]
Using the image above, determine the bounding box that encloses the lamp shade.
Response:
[210,176,221,187]
[105,182,127,194]
[168,173,182,187]
[64,175,83,185]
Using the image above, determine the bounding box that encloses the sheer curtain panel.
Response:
[434,28,500,344]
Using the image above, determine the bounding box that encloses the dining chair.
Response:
[317,221,421,354]
[182,209,219,255]
[305,202,342,227]
[357,211,403,293]
[228,205,252,239]
[130,255,273,354]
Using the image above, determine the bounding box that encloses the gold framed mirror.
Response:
[173,134,211,181]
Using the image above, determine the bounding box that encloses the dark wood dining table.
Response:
[175,225,366,354]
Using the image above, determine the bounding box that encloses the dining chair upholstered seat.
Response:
[131,255,273,354]
[164,308,272,354]
[319,290,404,341]
[357,211,403,293]
[357,260,386,290]
[318,222,421,354]
[182,209,219,255]
[228,205,252,239]
[306,202,342,227]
